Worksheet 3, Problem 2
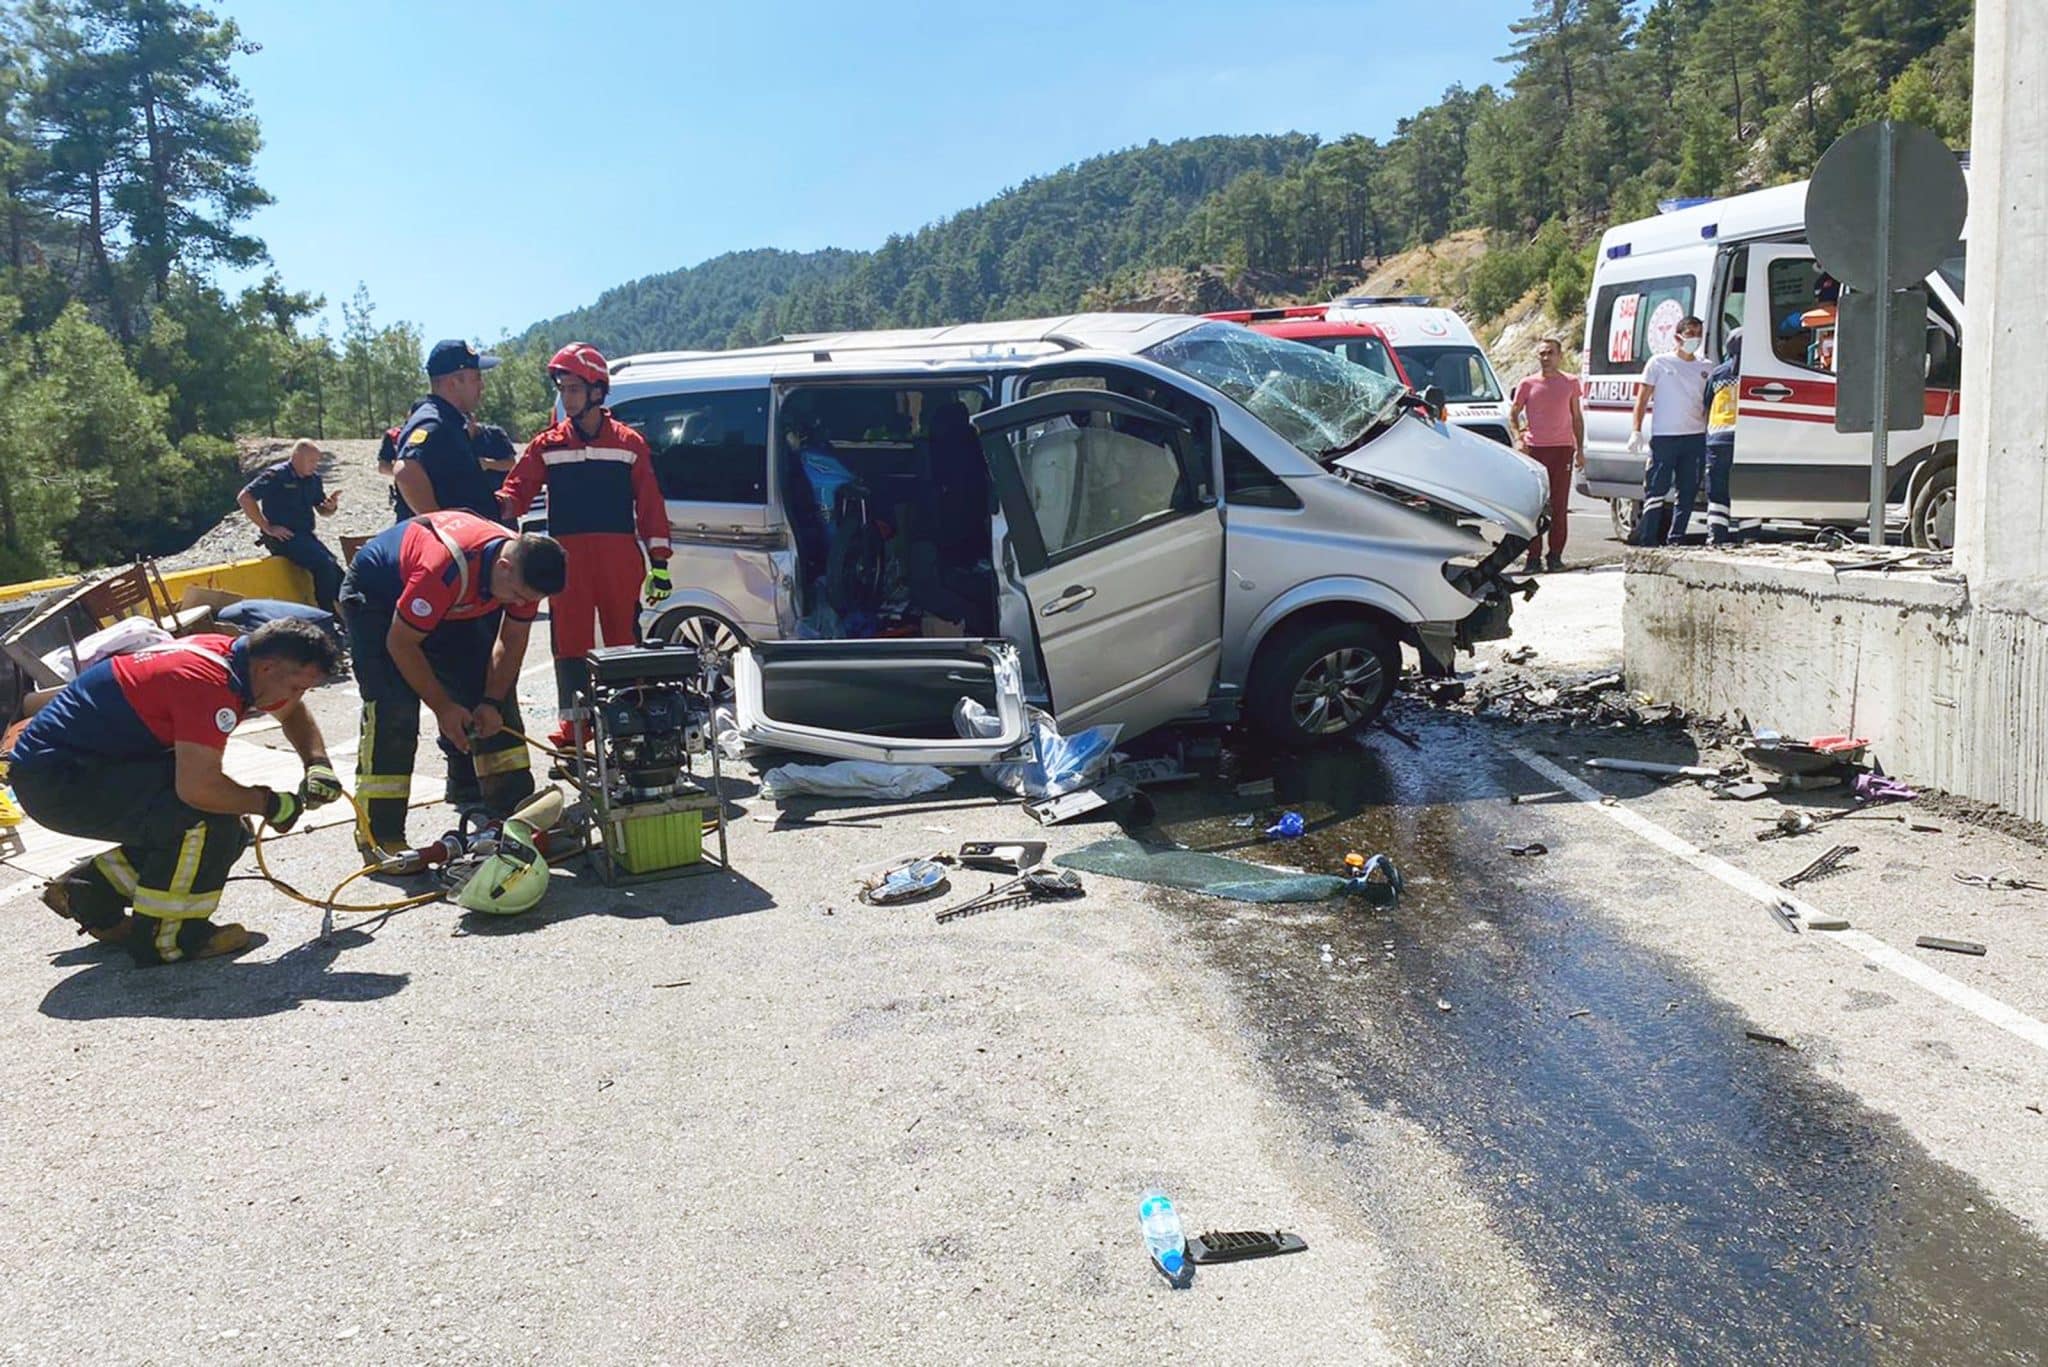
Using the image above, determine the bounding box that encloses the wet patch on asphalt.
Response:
[1142,711,2048,1364]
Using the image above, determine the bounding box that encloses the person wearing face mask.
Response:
[1627,316,1714,546]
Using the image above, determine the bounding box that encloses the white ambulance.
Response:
[1325,297,1516,447]
[1576,179,1966,548]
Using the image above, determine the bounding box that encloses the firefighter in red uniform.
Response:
[497,343,671,746]
[10,620,345,963]
[338,510,567,854]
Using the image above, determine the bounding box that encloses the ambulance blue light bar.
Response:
[1606,243,1631,260]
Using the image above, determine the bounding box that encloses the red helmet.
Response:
[546,342,609,388]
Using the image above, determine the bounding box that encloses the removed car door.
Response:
[973,388,1223,736]
[733,638,1031,765]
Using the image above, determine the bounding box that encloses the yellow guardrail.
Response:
[0,555,316,612]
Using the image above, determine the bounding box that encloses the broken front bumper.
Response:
[1417,534,1538,670]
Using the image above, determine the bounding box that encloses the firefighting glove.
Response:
[301,760,344,810]
[261,787,303,834]
[641,563,672,607]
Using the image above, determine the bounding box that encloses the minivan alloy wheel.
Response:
[662,611,745,698]
[1291,647,1387,735]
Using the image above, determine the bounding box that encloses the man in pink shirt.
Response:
[1508,337,1585,572]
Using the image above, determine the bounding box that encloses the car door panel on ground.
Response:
[976,386,1223,737]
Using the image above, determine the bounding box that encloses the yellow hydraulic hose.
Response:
[248,790,443,917]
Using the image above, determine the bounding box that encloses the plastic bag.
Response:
[40,616,172,681]
[711,706,746,762]
[760,760,954,800]
[953,699,1121,801]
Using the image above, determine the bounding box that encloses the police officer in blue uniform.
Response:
[391,339,501,522]
[237,438,344,613]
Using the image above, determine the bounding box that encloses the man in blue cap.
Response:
[391,339,502,522]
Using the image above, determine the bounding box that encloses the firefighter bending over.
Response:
[337,509,566,856]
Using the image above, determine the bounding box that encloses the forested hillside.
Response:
[523,247,860,361]
[0,0,1978,575]
[526,0,1973,367]
[521,134,1316,356]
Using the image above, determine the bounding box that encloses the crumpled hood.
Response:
[1334,416,1547,542]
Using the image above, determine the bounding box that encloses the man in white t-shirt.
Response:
[1627,315,1713,545]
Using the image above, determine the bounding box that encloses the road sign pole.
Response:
[1867,122,1894,547]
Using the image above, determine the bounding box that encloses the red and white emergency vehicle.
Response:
[1576,177,1966,548]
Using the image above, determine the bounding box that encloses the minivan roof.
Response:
[610,312,1205,386]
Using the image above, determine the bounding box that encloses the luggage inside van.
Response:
[776,383,997,640]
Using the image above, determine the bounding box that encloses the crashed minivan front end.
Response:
[1143,322,1548,673]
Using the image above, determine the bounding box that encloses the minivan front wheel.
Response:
[1245,620,1400,751]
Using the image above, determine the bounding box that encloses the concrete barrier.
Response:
[1624,549,2048,822]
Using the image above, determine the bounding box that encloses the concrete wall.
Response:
[1624,552,2048,820]
[1957,0,2048,613]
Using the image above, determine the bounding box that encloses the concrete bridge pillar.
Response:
[1956,0,2048,612]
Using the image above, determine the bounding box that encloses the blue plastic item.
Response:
[1137,1188,1188,1282]
[1264,811,1306,840]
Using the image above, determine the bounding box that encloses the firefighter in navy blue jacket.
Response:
[238,438,344,613]
[338,510,566,854]
[497,343,672,747]
[391,339,501,522]
[11,620,345,963]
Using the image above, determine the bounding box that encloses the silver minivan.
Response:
[615,313,1545,753]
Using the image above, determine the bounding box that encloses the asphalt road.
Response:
[4,604,2047,1363]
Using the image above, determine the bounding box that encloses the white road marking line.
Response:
[1508,745,2048,1056]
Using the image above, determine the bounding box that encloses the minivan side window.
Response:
[1589,275,1696,376]
[1003,410,1195,563]
[612,389,769,504]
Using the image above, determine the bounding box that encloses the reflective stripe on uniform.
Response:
[155,916,183,962]
[134,821,221,921]
[473,742,530,777]
[538,448,637,467]
[93,849,140,896]
[136,888,224,919]
[355,701,411,797]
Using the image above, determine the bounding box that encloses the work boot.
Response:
[132,917,258,966]
[41,864,133,945]
[354,831,411,866]
[1522,555,1542,576]
[1545,554,1566,572]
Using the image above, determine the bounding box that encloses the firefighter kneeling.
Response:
[338,509,567,857]
[12,620,346,964]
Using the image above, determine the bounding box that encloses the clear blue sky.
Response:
[218,0,1532,344]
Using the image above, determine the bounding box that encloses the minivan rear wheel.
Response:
[1245,620,1400,751]
[1610,497,1642,542]
[655,609,746,700]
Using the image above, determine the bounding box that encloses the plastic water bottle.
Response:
[1137,1187,1187,1280]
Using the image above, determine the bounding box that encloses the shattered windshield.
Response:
[1144,322,1407,460]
